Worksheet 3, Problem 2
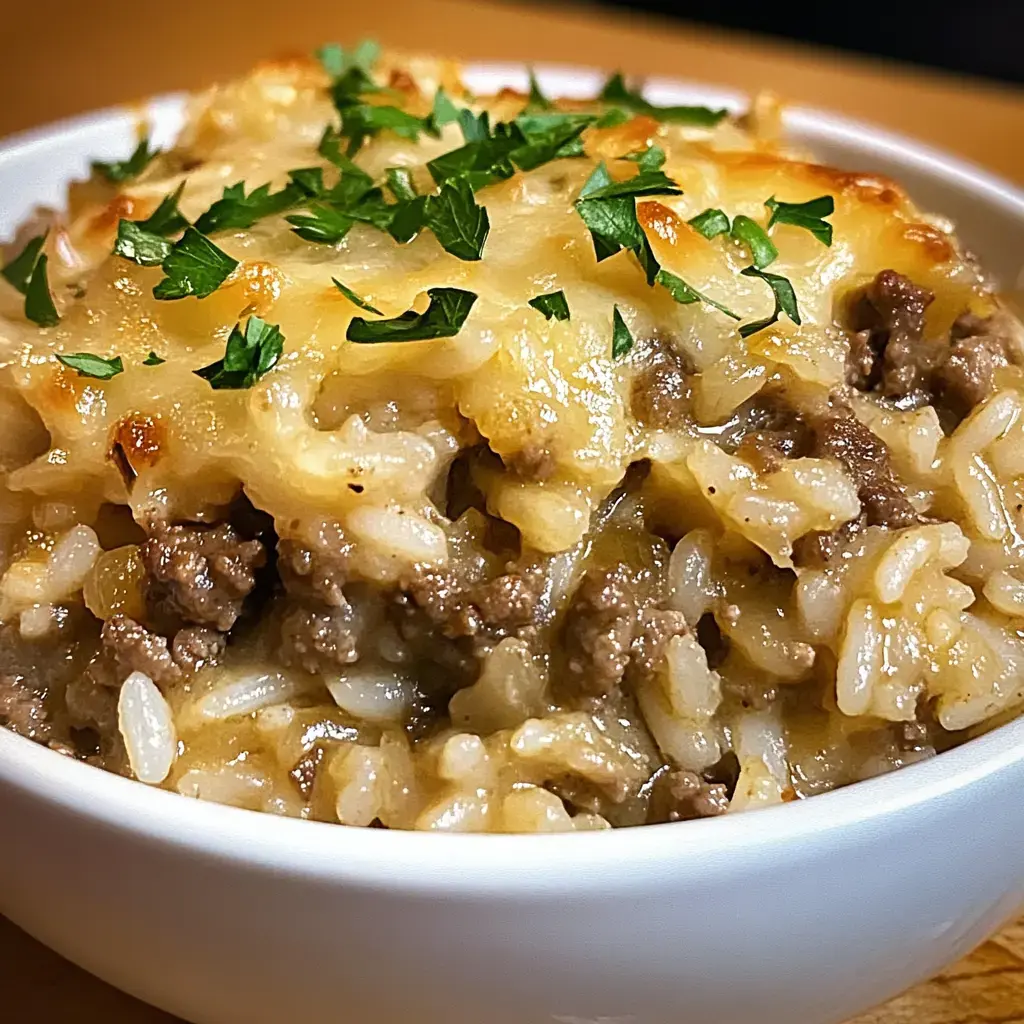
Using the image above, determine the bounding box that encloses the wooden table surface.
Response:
[2,1,1024,1021]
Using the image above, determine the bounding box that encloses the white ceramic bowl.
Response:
[2,66,1024,1024]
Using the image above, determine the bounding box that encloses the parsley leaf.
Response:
[387,196,428,244]
[688,208,730,239]
[152,227,239,300]
[57,352,123,379]
[135,183,189,236]
[576,168,682,201]
[287,204,355,244]
[4,235,61,326]
[92,137,160,183]
[527,69,553,111]
[143,352,165,365]
[423,178,489,260]
[347,287,477,343]
[656,269,740,320]
[340,103,434,156]
[195,316,284,389]
[599,74,728,128]
[625,145,665,172]
[510,113,593,168]
[529,291,570,321]
[288,167,326,198]
[25,254,60,327]
[1,233,47,295]
[765,194,835,246]
[739,266,801,338]
[194,180,305,234]
[459,108,492,143]
[386,167,418,202]
[329,66,384,113]
[426,113,591,192]
[316,39,380,79]
[426,123,518,191]
[731,215,778,270]
[575,162,673,284]
[611,306,634,359]
[595,108,631,128]
[114,221,173,266]
[429,88,462,131]
[332,278,382,314]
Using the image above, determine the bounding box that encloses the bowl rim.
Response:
[2,64,1024,892]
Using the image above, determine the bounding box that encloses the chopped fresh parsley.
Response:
[512,112,593,166]
[285,150,387,242]
[57,352,123,379]
[765,194,835,246]
[387,196,428,244]
[340,103,435,156]
[425,113,591,193]
[332,278,382,314]
[576,168,682,201]
[459,108,492,143]
[529,290,570,321]
[625,145,665,172]
[656,269,740,320]
[3,235,59,326]
[386,167,418,202]
[575,162,677,284]
[92,137,160,183]
[739,266,801,338]
[347,287,477,343]
[598,73,728,128]
[423,178,489,260]
[1,233,47,295]
[194,316,284,389]
[318,126,355,169]
[287,204,355,244]
[143,352,165,365]
[316,39,380,79]
[430,88,461,131]
[135,183,189,236]
[114,221,173,266]
[730,215,778,270]
[527,69,553,111]
[329,65,385,113]
[595,108,631,128]
[611,305,634,359]
[688,208,730,239]
[287,167,326,198]
[25,254,60,327]
[194,180,306,235]
[427,122,518,191]
[152,227,239,300]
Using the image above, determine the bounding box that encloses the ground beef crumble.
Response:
[279,605,361,675]
[0,673,50,742]
[846,270,1014,418]
[143,522,265,631]
[393,566,544,683]
[101,614,225,686]
[810,413,919,529]
[277,523,354,608]
[562,565,638,697]
[102,614,181,686]
[631,607,691,678]
[171,625,225,674]
[630,340,693,430]
[646,765,730,822]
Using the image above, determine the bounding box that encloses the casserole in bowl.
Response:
[1,52,1024,1024]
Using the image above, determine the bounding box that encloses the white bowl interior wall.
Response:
[1,65,1023,1024]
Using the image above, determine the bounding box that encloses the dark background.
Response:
[587,0,1023,85]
